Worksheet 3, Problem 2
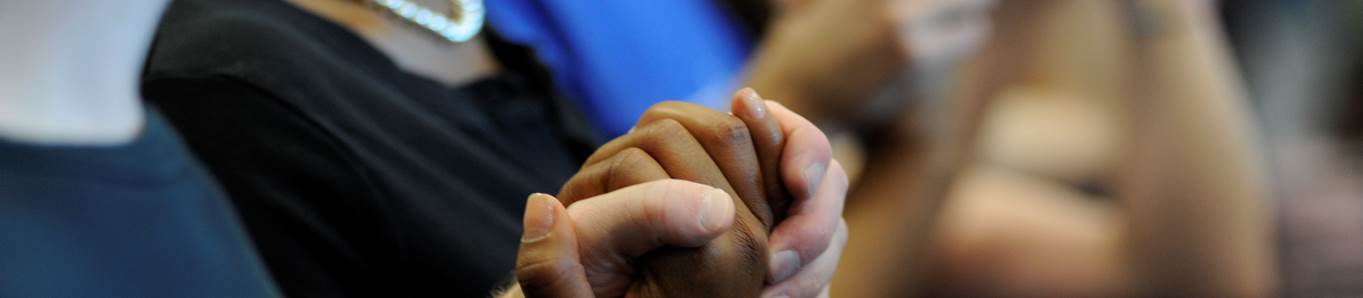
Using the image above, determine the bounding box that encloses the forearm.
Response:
[832,140,942,297]
[1120,1,1275,295]
[830,12,1029,293]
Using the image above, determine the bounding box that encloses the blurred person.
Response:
[751,1,1002,296]
[0,1,278,297]
[922,1,1135,295]
[1227,0,1363,295]
[485,0,995,137]
[139,0,847,297]
[905,0,1275,296]
[480,3,1000,296]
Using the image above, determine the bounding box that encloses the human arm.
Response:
[1117,0,1275,295]
[744,0,996,126]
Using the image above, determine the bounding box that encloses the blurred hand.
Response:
[895,0,997,69]
[748,0,995,125]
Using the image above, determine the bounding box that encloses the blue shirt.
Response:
[0,111,279,298]
[488,0,753,137]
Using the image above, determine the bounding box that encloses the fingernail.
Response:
[769,250,802,283]
[802,162,827,199]
[521,193,554,243]
[742,88,766,118]
[698,188,734,233]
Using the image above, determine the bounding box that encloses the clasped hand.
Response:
[506,89,848,298]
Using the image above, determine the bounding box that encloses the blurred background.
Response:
[543,0,1363,296]
[499,0,1363,295]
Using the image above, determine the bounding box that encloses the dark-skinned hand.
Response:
[557,89,787,297]
[510,88,847,298]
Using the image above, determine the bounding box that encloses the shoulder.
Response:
[143,76,393,222]
[144,0,384,84]
[142,76,353,169]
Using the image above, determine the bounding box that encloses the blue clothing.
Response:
[0,111,278,298]
[487,0,753,137]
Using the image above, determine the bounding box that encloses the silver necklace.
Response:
[369,0,485,43]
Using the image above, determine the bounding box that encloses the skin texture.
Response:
[510,89,848,298]
[748,0,996,126]
[555,90,788,297]
[513,181,737,298]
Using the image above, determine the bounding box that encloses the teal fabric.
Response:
[0,111,278,298]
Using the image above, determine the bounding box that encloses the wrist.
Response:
[1125,0,1219,43]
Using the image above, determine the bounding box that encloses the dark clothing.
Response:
[0,112,278,298]
[142,0,593,296]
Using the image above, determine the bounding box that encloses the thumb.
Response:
[515,193,593,298]
[566,179,736,260]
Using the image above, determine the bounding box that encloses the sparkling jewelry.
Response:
[369,0,485,43]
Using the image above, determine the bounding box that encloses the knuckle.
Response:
[639,193,667,227]
[559,163,621,205]
[516,256,584,290]
[732,221,769,267]
[639,181,681,223]
[799,223,837,258]
[710,115,753,147]
[629,183,684,244]
[827,160,851,190]
[585,136,632,165]
[640,180,707,230]
[613,147,652,170]
[646,118,689,141]
[796,280,830,298]
[603,148,646,189]
[640,101,689,122]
